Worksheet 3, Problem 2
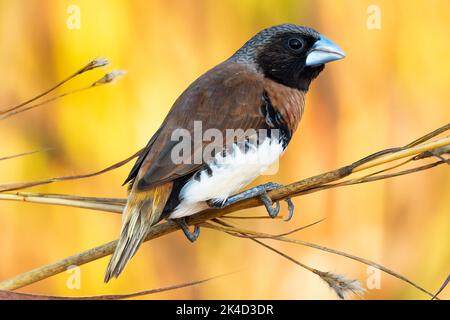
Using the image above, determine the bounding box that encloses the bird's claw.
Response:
[262,182,296,221]
[175,217,200,242]
[285,198,295,221]
[260,190,295,220]
[260,191,280,218]
[258,183,295,220]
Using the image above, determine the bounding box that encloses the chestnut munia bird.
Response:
[105,24,345,281]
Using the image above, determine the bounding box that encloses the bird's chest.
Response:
[262,79,306,136]
[183,137,284,202]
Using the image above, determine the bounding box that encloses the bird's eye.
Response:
[288,38,304,51]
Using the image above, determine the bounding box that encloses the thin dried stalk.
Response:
[406,123,450,147]
[432,275,450,300]
[211,219,365,299]
[0,86,91,120]
[204,218,325,239]
[255,241,365,299]
[8,192,126,204]
[205,220,436,299]
[0,70,126,121]
[0,149,142,193]
[0,150,45,162]
[0,274,220,300]
[0,58,109,116]
[223,215,284,220]
[302,160,445,196]
[0,193,122,213]
[349,136,449,172]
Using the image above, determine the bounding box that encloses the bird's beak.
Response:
[305,35,346,67]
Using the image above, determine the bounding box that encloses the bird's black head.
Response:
[231,24,345,91]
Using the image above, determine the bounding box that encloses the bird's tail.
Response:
[104,182,173,282]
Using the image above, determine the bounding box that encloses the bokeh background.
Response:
[0,0,449,299]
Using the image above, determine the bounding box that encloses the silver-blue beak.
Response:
[305,35,346,67]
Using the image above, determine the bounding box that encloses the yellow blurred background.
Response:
[0,0,449,299]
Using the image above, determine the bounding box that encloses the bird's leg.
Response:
[209,182,295,221]
[174,217,200,242]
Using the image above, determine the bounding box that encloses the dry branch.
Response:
[0,150,46,162]
[0,70,126,121]
[0,124,448,293]
[0,149,142,193]
[432,275,450,300]
[0,274,221,300]
[204,220,435,298]
[0,193,122,213]
[0,58,109,116]
[210,219,366,299]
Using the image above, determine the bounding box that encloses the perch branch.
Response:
[0,158,445,214]
[0,124,448,292]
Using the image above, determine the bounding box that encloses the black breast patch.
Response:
[261,91,292,148]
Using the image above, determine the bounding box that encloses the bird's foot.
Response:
[175,217,200,242]
[209,182,295,221]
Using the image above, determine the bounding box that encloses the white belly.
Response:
[169,138,284,219]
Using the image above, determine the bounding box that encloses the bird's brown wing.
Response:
[128,62,269,191]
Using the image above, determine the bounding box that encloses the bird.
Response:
[104,23,345,282]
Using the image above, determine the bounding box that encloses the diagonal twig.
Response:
[0,70,126,121]
[206,220,437,299]
[0,150,48,162]
[0,58,109,116]
[0,58,109,115]
[432,275,450,300]
[0,273,224,300]
[211,219,365,299]
[0,149,143,193]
